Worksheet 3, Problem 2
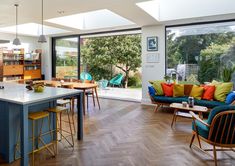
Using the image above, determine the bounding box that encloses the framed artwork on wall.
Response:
[147,36,158,51]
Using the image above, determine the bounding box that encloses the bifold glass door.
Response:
[54,37,79,79]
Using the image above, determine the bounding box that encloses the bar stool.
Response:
[47,106,74,154]
[60,84,76,133]
[14,111,55,166]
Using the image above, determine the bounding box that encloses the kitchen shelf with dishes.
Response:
[0,48,42,82]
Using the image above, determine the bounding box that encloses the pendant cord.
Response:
[15,4,18,38]
[41,0,44,35]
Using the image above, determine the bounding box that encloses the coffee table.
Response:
[170,103,208,128]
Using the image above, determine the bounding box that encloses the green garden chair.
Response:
[80,72,92,82]
[190,105,235,166]
[109,74,124,87]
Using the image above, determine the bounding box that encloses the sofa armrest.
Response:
[190,111,210,127]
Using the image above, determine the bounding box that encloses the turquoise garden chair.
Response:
[190,105,235,166]
[80,72,92,82]
[109,74,124,87]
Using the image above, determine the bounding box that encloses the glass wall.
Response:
[166,21,235,84]
[80,34,142,88]
[54,37,78,78]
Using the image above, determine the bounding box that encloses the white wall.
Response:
[41,37,52,80]
[141,25,165,104]
[0,33,52,79]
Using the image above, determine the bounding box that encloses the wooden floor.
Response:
[0,99,234,166]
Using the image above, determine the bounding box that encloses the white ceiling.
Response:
[0,0,235,37]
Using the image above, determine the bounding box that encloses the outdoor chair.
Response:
[189,105,235,166]
[109,74,124,87]
[80,72,92,82]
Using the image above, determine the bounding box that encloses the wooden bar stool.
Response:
[14,111,55,166]
[47,106,74,154]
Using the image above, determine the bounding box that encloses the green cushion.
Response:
[192,120,209,139]
[153,96,188,103]
[214,82,233,102]
[194,99,227,109]
[207,105,235,124]
[149,80,165,96]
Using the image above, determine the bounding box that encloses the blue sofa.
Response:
[148,86,234,112]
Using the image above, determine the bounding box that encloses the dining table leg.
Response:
[20,105,29,166]
[77,93,83,140]
[94,87,101,110]
[83,89,86,115]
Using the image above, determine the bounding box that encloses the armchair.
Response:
[190,105,235,166]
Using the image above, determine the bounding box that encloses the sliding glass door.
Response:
[54,37,79,79]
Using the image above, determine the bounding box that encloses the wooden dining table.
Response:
[34,80,101,114]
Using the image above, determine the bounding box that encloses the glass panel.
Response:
[80,34,142,88]
[55,37,78,79]
[166,22,235,84]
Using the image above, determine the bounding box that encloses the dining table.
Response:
[0,82,84,166]
[35,80,101,114]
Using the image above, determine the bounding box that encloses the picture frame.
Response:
[147,36,158,51]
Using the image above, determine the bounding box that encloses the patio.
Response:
[97,87,142,102]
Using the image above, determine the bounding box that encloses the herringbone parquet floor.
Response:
[1,99,234,166]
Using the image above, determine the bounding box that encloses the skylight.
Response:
[136,0,235,22]
[136,1,160,21]
[0,23,69,36]
[46,9,135,30]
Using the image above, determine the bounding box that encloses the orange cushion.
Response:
[201,85,216,101]
[161,83,174,97]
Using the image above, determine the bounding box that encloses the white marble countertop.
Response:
[0,82,82,105]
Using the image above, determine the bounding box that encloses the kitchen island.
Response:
[0,82,83,166]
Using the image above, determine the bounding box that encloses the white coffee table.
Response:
[170,103,208,128]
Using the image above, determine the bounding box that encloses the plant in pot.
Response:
[164,75,171,83]
[221,66,235,82]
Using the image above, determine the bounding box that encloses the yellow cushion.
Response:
[149,80,165,95]
[173,84,184,97]
[190,85,204,100]
[213,82,233,102]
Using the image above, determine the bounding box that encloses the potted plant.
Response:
[164,75,171,83]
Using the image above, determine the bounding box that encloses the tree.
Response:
[81,34,141,88]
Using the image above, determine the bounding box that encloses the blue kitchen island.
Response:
[0,82,83,166]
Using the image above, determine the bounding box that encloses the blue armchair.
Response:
[190,105,235,166]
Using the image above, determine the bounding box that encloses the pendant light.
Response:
[38,0,47,43]
[13,4,21,46]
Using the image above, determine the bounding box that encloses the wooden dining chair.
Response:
[190,105,235,166]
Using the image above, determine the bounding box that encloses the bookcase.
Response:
[0,48,42,82]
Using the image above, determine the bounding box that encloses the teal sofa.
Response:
[148,86,234,112]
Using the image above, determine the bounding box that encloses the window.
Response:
[166,21,235,83]
[54,37,79,78]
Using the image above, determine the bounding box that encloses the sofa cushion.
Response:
[151,80,164,95]
[153,95,188,103]
[201,85,215,101]
[207,105,235,124]
[213,82,233,102]
[194,99,227,109]
[192,120,209,139]
[184,84,193,96]
[173,84,184,97]
[148,86,156,97]
[161,83,174,97]
[190,85,204,100]
[225,92,235,104]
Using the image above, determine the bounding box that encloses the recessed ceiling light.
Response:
[46,9,135,30]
